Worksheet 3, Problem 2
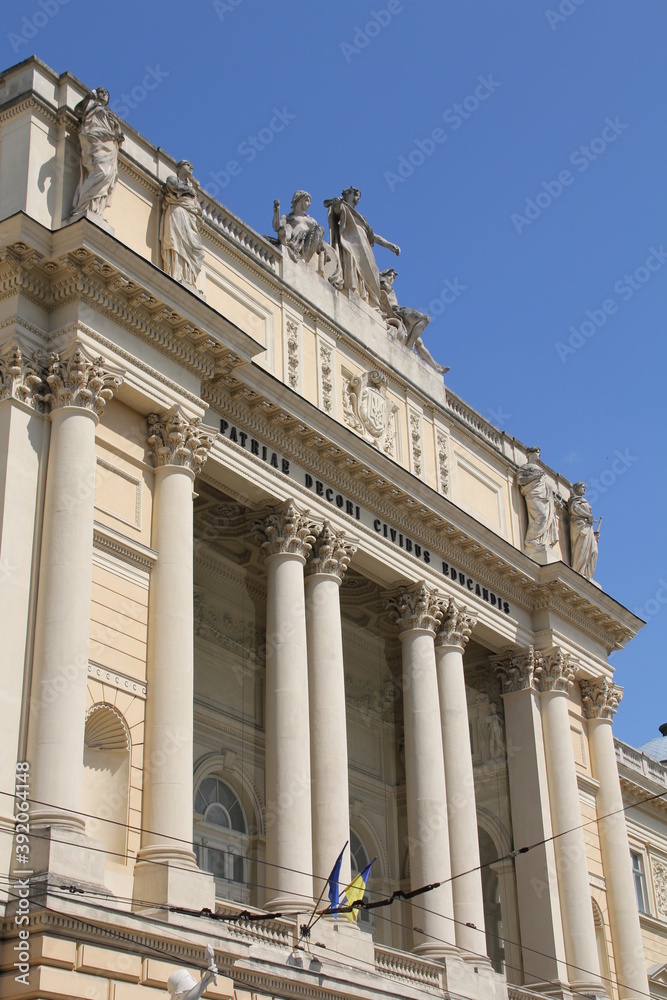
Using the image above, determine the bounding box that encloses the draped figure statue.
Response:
[568,481,599,580]
[379,268,449,374]
[71,87,124,221]
[160,160,204,289]
[516,447,559,550]
[324,187,400,310]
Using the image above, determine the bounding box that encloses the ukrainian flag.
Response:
[341,857,376,923]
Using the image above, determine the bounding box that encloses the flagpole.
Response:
[297,841,348,947]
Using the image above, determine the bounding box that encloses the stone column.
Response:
[536,648,603,995]
[305,522,357,899]
[435,599,487,959]
[134,408,216,911]
[256,501,315,913]
[0,345,46,897]
[26,348,122,884]
[492,647,569,991]
[386,582,456,958]
[581,678,648,1000]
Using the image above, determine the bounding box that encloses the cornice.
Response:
[0,93,59,127]
[93,521,157,569]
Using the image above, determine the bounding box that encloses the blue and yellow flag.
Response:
[341,857,376,923]
[327,843,348,918]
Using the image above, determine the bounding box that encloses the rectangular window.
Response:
[630,851,647,913]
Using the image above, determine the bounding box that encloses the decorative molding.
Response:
[95,456,142,529]
[436,429,449,496]
[0,342,43,406]
[285,317,300,391]
[319,340,333,414]
[92,521,156,571]
[534,646,576,693]
[88,661,146,699]
[385,580,442,635]
[409,410,422,477]
[435,598,476,650]
[651,856,667,920]
[492,646,537,693]
[580,677,623,719]
[146,407,215,474]
[42,344,123,417]
[305,520,357,581]
[254,499,314,562]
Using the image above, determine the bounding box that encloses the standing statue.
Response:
[516,447,559,551]
[166,946,218,999]
[568,482,600,580]
[70,87,124,221]
[324,187,400,310]
[273,190,341,284]
[160,160,205,290]
[379,268,449,375]
[485,703,505,760]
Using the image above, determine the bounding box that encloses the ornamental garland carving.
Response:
[435,598,476,650]
[436,430,450,496]
[43,346,123,417]
[146,408,215,474]
[409,411,423,477]
[319,342,333,414]
[492,646,537,694]
[305,521,357,580]
[286,318,300,390]
[0,344,42,406]
[533,647,576,693]
[579,677,623,719]
[255,499,315,561]
[652,857,667,920]
[385,581,442,635]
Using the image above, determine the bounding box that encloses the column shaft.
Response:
[584,680,648,1000]
[541,687,602,993]
[307,573,352,895]
[436,641,486,956]
[265,552,313,910]
[401,626,455,954]
[28,406,98,826]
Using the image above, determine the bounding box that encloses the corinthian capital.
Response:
[0,344,43,406]
[491,646,537,693]
[534,647,576,693]
[580,677,623,720]
[435,598,477,650]
[386,581,442,635]
[43,346,122,417]
[255,500,315,562]
[146,408,215,475]
[305,521,357,580]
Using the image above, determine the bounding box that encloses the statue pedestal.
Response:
[525,543,560,565]
[62,209,115,235]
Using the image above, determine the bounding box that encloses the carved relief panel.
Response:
[342,367,399,457]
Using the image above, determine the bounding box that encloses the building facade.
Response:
[0,56,664,1000]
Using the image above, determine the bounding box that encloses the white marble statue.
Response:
[485,703,505,760]
[516,447,559,551]
[273,190,341,284]
[166,946,217,999]
[324,187,400,310]
[160,160,205,290]
[379,268,449,375]
[568,481,600,580]
[70,87,124,221]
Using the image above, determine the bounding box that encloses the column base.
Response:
[305,913,375,966]
[132,846,215,915]
[25,821,108,895]
[413,940,459,962]
[569,979,609,999]
[264,894,315,916]
[442,951,508,1000]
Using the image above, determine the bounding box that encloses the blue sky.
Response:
[8,0,666,748]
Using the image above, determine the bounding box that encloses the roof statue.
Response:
[160,160,205,292]
[567,481,600,581]
[379,268,449,374]
[70,86,124,222]
[516,447,559,556]
[273,190,341,285]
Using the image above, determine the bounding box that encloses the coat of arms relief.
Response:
[342,368,399,457]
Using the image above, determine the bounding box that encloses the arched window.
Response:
[194,777,249,899]
[350,829,373,928]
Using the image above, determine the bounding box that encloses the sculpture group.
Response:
[516,447,600,581]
